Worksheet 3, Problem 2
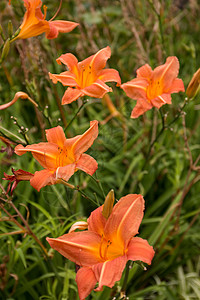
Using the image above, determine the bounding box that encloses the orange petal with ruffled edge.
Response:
[49,71,77,87]
[46,20,79,39]
[131,99,153,118]
[98,69,121,85]
[90,46,111,75]
[121,78,148,101]
[151,94,172,109]
[104,194,144,247]
[87,205,106,237]
[46,231,102,266]
[127,237,155,265]
[71,120,98,160]
[30,169,56,191]
[45,126,66,148]
[62,88,83,105]
[167,78,185,93]
[83,80,112,98]
[15,143,59,169]
[136,64,153,79]
[56,53,78,72]
[56,164,76,181]
[76,267,97,300]
[76,153,98,175]
[152,56,182,92]
[93,255,127,291]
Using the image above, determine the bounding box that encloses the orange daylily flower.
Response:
[49,46,121,105]
[47,194,155,300]
[12,0,78,41]
[121,56,185,118]
[14,121,98,191]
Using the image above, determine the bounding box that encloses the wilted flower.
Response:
[12,0,78,41]
[3,168,34,195]
[121,56,185,118]
[47,193,155,300]
[49,46,121,105]
[15,121,98,191]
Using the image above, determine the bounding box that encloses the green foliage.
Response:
[0,0,200,299]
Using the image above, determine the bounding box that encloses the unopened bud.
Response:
[0,24,6,41]
[102,189,115,219]
[8,20,13,38]
[0,39,10,63]
[186,68,200,99]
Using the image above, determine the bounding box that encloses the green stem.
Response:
[64,99,87,133]
[121,261,132,297]
[89,173,105,199]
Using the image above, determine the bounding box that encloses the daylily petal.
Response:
[76,153,98,176]
[56,53,78,72]
[72,120,98,160]
[88,205,106,236]
[56,164,76,181]
[98,69,121,85]
[62,88,83,105]
[131,100,152,118]
[30,169,56,191]
[104,194,144,247]
[82,80,112,98]
[153,56,180,91]
[76,267,97,300]
[15,143,59,169]
[49,71,77,87]
[136,64,153,78]
[121,78,148,101]
[45,126,66,148]
[90,46,111,75]
[46,231,102,266]
[151,94,172,109]
[127,237,155,265]
[167,78,185,93]
[93,255,127,291]
[0,91,37,110]
[46,20,79,39]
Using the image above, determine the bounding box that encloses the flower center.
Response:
[78,65,95,88]
[56,146,75,168]
[146,79,163,100]
[99,235,124,261]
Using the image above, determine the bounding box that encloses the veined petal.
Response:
[45,126,66,148]
[104,194,144,247]
[46,20,78,39]
[56,53,78,72]
[62,88,83,105]
[153,56,180,92]
[121,78,148,101]
[76,153,98,176]
[76,267,97,300]
[15,143,59,169]
[46,231,102,266]
[72,120,98,160]
[56,164,76,181]
[30,169,56,191]
[90,46,111,75]
[127,237,155,265]
[151,94,172,109]
[49,71,77,87]
[136,64,153,79]
[131,99,153,118]
[88,205,106,236]
[93,255,127,291]
[167,78,185,93]
[82,80,112,98]
[98,69,121,85]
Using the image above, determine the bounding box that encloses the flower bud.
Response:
[186,68,200,99]
[8,20,13,38]
[0,39,10,63]
[102,189,115,219]
[0,24,6,41]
